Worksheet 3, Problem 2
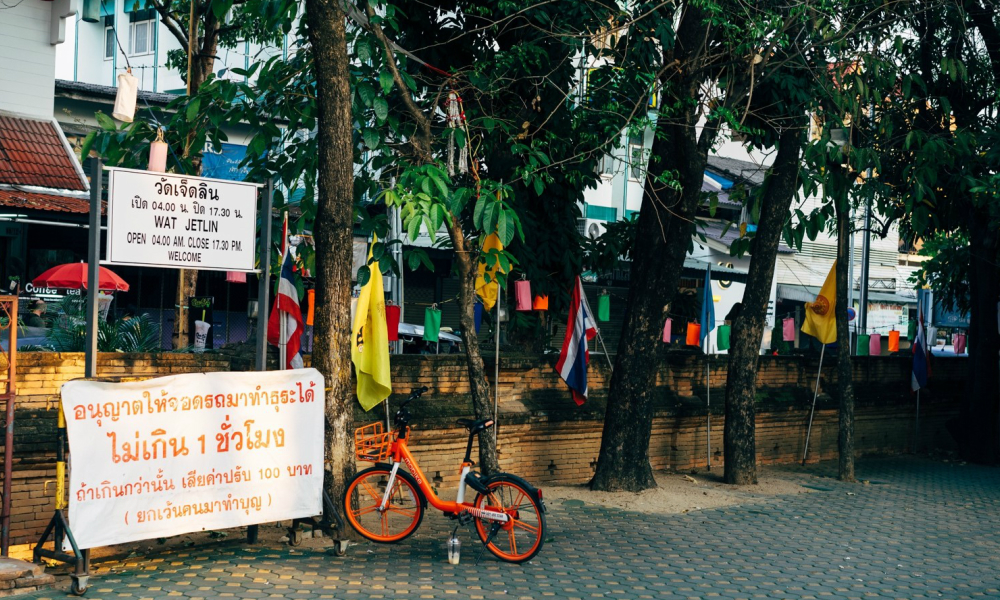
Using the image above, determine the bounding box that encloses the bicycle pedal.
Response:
[457,511,473,526]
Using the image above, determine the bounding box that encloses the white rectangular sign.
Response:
[62,369,324,549]
[105,167,260,272]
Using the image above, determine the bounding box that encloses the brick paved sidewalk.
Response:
[28,457,1000,599]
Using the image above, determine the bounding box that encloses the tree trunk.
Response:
[959,208,1000,463]
[305,0,357,518]
[835,196,855,482]
[723,125,803,485]
[590,122,710,492]
[448,222,501,475]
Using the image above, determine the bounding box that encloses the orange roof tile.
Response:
[0,115,87,192]
[0,189,103,214]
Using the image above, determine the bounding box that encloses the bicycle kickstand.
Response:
[474,522,503,566]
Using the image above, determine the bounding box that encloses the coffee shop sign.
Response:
[24,283,79,295]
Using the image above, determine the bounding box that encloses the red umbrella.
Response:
[32,262,130,292]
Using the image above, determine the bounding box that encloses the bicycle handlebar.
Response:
[395,387,430,432]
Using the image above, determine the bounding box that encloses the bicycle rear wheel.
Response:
[344,465,425,543]
[473,473,546,563]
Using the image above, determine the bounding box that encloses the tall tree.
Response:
[590,1,785,492]
[304,0,359,515]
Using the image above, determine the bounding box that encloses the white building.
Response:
[55,0,288,93]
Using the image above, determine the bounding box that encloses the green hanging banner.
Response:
[423,307,442,343]
[598,294,610,322]
[856,334,871,356]
[907,319,917,340]
[717,324,731,350]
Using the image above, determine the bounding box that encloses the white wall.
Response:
[0,1,59,119]
[57,8,286,93]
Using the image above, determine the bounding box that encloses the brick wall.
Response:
[1,350,964,554]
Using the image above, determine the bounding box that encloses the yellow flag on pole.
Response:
[801,261,838,345]
[475,232,504,312]
[351,235,392,411]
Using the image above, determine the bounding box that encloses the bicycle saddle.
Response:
[456,418,494,435]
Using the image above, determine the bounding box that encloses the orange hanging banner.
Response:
[686,323,701,346]
[888,330,900,352]
[306,289,315,326]
[532,295,548,311]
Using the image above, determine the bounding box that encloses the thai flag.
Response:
[556,276,597,405]
[912,306,928,391]
[267,247,304,370]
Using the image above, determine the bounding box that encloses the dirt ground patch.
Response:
[543,467,812,515]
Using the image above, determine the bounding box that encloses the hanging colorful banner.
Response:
[423,307,442,342]
[954,333,967,354]
[515,280,532,311]
[782,317,795,342]
[63,369,324,550]
[717,324,731,351]
[662,318,672,343]
[856,334,871,356]
[686,323,701,346]
[385,304,400,342]
[869,333,881,356]
[474,302,484,334]
[598,295,611,322]
[533,295,549,311]
[888,330,900,352]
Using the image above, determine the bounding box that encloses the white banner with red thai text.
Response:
[62,369,324,549]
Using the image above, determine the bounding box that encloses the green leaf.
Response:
[186,97,202,123]
[79,131,97,161]
[473,195,486,229]
[407,215,421,241]
[483,201,499,234]
[533,177,544,196]
[356,265,371,287]
[483,118,495,133]
[498,210,514,246]
[363,128,380,150]
[95,112,118,132]
[379,70,394,94]
[373,97,389,121]
[407,251,421,271]
[358,83,376,107]
[356,39,372,63]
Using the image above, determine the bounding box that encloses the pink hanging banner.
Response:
[514,280,532,311]
[955,333,967,354]
[662,318,672,343]
[782,317,795,342]
[869,333,881,356]
[226,271,247,284]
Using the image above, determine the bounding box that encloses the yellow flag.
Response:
[351,236,391,411]
[801,261,837,344]
[475,233,504,311]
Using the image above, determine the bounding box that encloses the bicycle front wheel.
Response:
[344,465,425,543]
[473,473,546,563]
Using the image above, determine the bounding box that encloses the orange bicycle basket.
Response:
[354,422,394,462]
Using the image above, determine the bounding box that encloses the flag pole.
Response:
[494,293,501,446]
[802,344,825,465]
[705,336,711,470]
[580,287,613,370]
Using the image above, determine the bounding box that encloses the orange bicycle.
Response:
[344,387,547,563]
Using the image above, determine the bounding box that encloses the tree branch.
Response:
[149,0,188,49]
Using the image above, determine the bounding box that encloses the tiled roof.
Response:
[55,79,180,106]
[706,156,768,187]
[0,189,101,214]
[0,114,87,191]
[698,220,795,254]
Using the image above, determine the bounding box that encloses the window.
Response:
[103,16,115,60]
[129,10,155,56]
[629,144,646,181]
[596,154,615,177]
